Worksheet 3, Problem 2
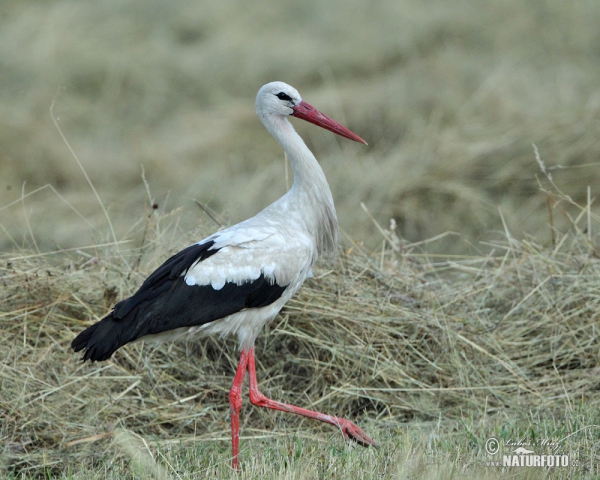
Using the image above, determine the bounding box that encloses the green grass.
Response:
[6,411,598,479]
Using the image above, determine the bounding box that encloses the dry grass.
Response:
[1,176,600,477]
[1,0,600,254]
[2,1,600,477]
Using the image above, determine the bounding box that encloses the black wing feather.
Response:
[71,241,287,362]
[112,242,219,319]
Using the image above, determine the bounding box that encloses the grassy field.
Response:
[3,196,600,478]
[2,0,600,254]
[2,0,600,478]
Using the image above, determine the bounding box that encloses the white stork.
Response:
[72,81,377,469]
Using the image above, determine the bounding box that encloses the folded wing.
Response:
[71,240,288,361]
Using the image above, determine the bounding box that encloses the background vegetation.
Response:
[1,0,599,477]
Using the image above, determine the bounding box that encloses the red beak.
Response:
[291,101,367,145]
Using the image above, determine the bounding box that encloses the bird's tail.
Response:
[71,313,131,362]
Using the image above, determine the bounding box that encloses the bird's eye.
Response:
[275,92,293,102]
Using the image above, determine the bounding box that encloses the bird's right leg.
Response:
[245,347,378,448]
[229,349,250,471]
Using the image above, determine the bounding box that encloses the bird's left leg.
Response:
[245,347,378,448]
[229,349,250,470]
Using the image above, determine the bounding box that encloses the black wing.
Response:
[71,241,287,362]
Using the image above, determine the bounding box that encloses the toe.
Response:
[340,420,379,448]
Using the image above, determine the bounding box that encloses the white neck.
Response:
[259,112,339,256]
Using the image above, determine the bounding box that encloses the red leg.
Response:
[245,347,378,448]
[229,349,250,471]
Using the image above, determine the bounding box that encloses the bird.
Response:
[71,81,378,470]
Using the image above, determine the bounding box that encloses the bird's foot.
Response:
[336,418,379,448]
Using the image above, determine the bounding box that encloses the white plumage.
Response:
[182,225,315,348]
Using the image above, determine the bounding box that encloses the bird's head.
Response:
[256,81,366,144]
[256,81,301,117]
